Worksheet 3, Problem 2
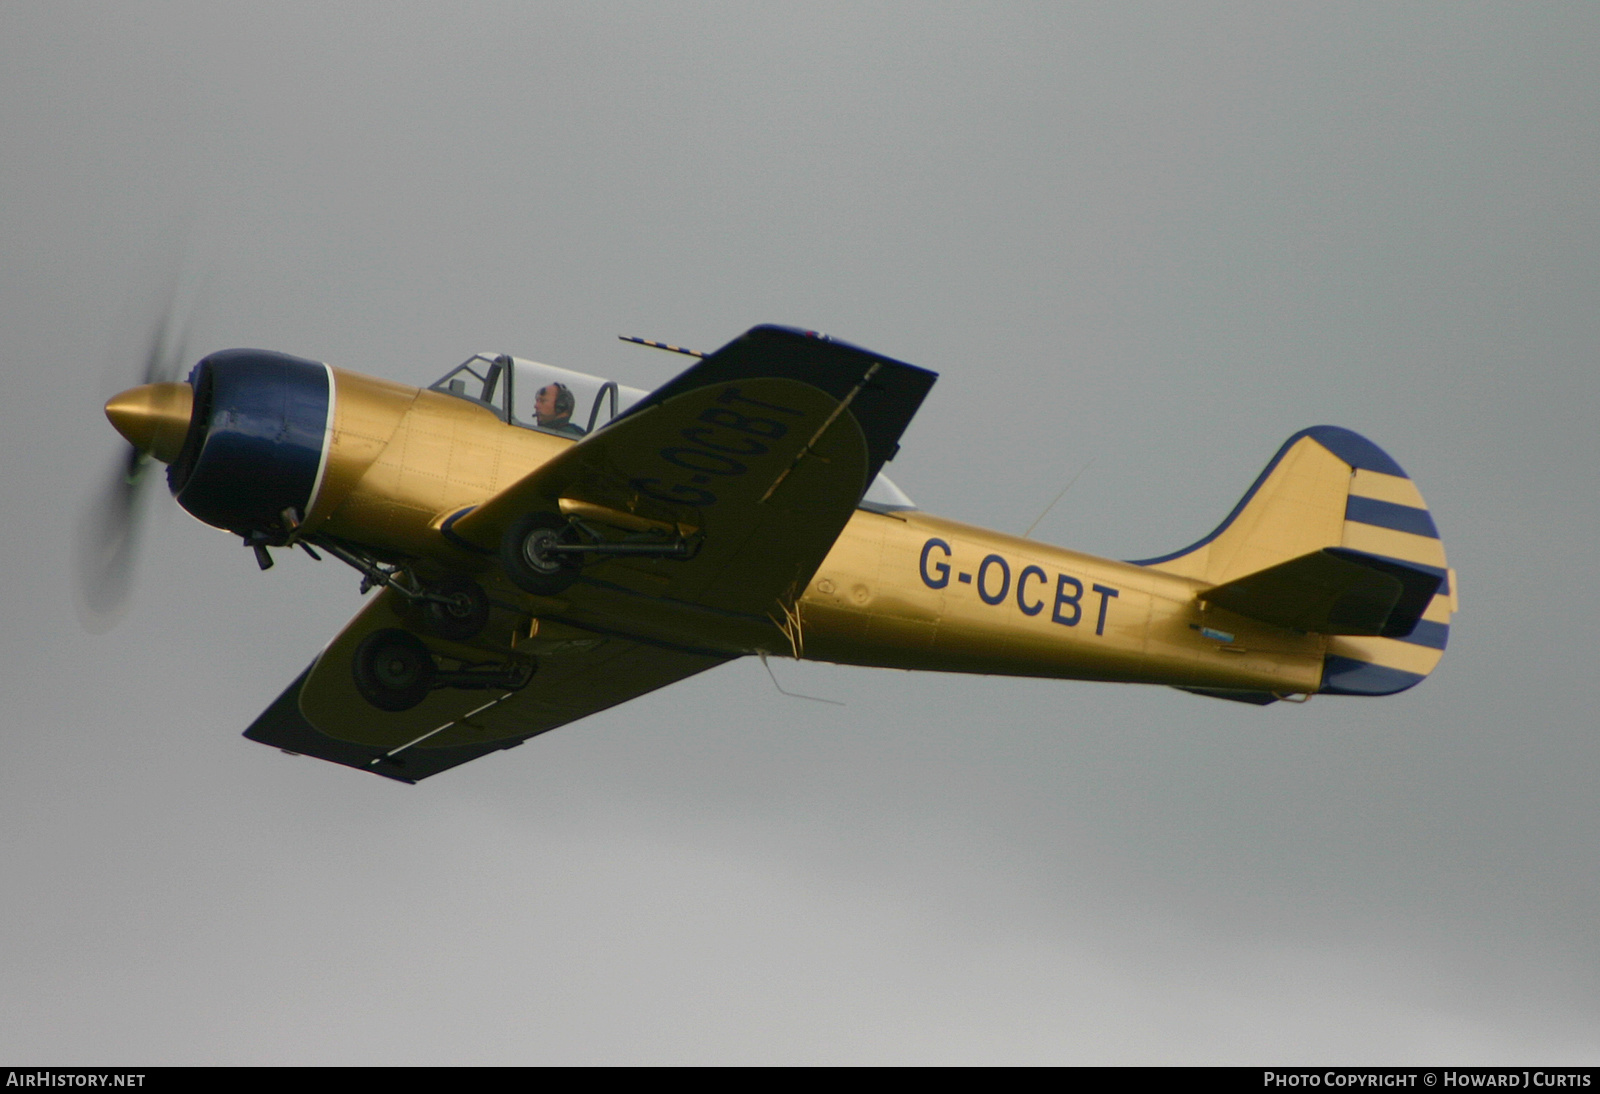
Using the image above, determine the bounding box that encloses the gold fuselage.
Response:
[295,368,1324,696]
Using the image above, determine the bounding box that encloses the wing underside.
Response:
[447,325,937,621]
[246,590,726,782]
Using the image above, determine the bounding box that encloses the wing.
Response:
[445,324,937,631]
[246,326,936,781]
[245,588,727,782]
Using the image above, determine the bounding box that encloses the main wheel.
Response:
[352,628,436,712]
[421,577,491,641]
[501,512,580,595]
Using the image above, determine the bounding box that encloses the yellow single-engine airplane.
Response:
[93,324,1456,782]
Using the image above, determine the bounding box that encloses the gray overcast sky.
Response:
[3,2,1597,1064]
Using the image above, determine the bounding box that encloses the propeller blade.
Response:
[74,299,192,630]
[140,304,188,386]
[74,450,150,631]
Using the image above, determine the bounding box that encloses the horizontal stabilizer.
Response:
[1202,547,1443,638]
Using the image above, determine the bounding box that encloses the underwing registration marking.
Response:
[629,386,804,507]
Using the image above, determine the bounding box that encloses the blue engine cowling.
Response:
[167,349,333,539]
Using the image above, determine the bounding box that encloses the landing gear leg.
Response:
[420,577,491,641]
[351,627,536,713]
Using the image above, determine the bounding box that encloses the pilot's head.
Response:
[534,382,575,425]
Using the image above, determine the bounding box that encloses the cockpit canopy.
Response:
[430,352,917,511]
[430,354,648,438]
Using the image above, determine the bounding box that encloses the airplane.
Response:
[90,323,1456,783]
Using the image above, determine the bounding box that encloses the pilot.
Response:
[534,382,585,437]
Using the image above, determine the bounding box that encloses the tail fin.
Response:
[1134,426,1456,696]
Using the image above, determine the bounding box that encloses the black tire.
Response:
[501,512,580,595]
[351,628,436,712]
[421,577,491,642]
